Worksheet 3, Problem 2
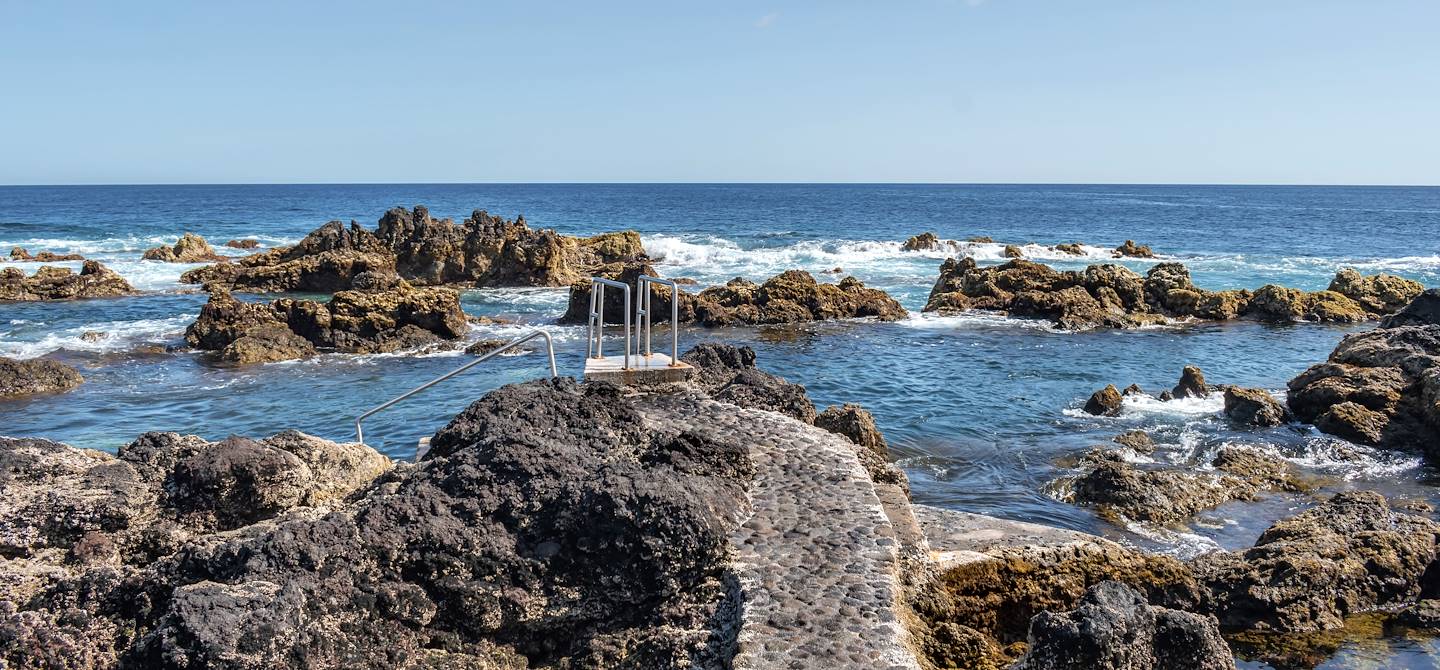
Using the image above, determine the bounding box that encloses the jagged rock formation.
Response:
[1015,581,1234,670]
[561,268,907,327]
[184,284,467,363]
[183,206,646,292]
[0,261,134,301]
[902,232,944,251]
[0,357,84,398]
[1223,387,1289,427]
[924,258,1421,329]
[224,239,260,249]
[1287,289,1440,454]
[1113,240,1156,258]
[1190,491,1440,633]
[9,247,84,262]
[142,233,226,263]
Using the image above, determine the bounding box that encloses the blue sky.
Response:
[2,1,1437,184]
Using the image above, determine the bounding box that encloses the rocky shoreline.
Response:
[5,337,1440,669]
[925,257,1423,330]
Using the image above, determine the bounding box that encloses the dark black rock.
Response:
[1016,581,1234,670]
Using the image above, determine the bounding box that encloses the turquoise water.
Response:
[3,184,1439,667]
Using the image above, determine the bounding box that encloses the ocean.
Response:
[3,183,1439,666]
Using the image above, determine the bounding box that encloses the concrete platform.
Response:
[582,352,693,384]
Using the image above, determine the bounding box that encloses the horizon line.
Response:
[3,181,1440,188]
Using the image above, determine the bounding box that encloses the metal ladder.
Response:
[353,329,558,449]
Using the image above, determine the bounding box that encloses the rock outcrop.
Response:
[184,284,467,363]
[0,357,84,398]
[1287,290,1440,454]
[1015,581,1234,670]
[1189,491,1440,633]
[224,239,260,249]
[9,247,84,262]
[1084,384,1125,416]
[1327,268,1425,315]
[1222,387,1289,427]
[1113,240,1156,258]
[142,233,226,263]
[924,258,1416,329]
[183,206,646,293]
[902,232,944,251]
[0,261,134,301]
[0,377,759,669]
[560,268,907,327]
[1065,447,1310,526]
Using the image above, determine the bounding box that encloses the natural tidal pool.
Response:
[3,183,1439,667]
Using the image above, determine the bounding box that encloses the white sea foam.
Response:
[642,234,1159,285]
[0,314,192,359]
[898,310,1058,332]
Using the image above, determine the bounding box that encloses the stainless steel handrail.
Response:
[586,277,631,370]
[354,329,557,447]
[636,275,681,366]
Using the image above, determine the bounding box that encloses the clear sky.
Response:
[2,1,1438,185]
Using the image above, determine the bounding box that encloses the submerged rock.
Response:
[0,357,83,398]
[923,258,1419,329]
[184,206,645,293]
[142,233,226,263]
[1015,581,1234,670]
[1066,447,1309,526]
[185,284,467,363]
[1287,291,1440,454]
[1113,430,1155,454]
[0,261,134,302]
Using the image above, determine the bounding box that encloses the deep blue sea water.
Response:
[3,184,1439,668]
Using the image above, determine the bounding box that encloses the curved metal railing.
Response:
[636,275,681,365]
[586,277,632,370]
[354,329,558,447]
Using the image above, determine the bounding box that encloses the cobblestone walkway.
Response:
[637,393,922,670]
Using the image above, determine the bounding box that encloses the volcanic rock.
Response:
[1113,240,1156,258]
[924,258,1420,329]
[142,233,226,263]
[1172,365,1210,399]
[1015,581,1234,670]
[1189,491,1440,633]
[9,247,84,262]
[0,357,84,398]
[1084,384,1124,416]
[0,377,754,669]
[184,207,646,293]
[902,232,943,251]
[561,268,907,327]
[1223,387,1289,427]
[185,284,467,363]
[1328,268,1424,315]
[1067,447,1308,526]
[1287,292,1440,453]
[0,261,134,301]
